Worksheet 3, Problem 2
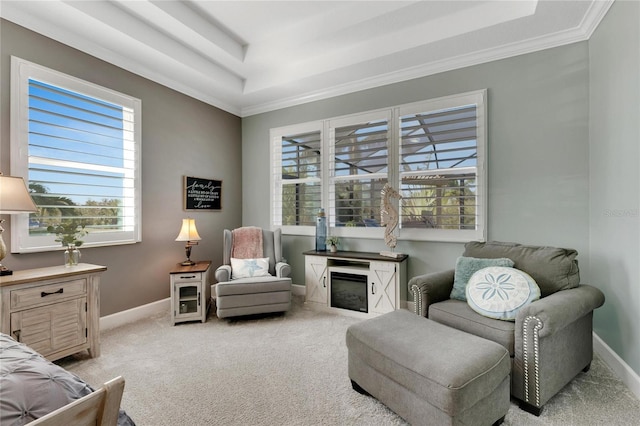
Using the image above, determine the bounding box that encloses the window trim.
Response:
[270,120,323,237]
[270,89,487,243]
[328,109,391,240]
[10,56,142,253]
[397,90,487,243]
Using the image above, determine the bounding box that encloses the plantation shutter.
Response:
[269,89,486,242]
[399,104,478,230]
[27,78,137,237]
[329,113,389,227]
[273,127,322,226]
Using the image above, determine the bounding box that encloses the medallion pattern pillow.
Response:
[465,266,540,321]
[230,257,271,279]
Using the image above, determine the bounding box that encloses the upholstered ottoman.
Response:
[346,310,510,426]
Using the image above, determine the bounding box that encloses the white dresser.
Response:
[0,263,106,361]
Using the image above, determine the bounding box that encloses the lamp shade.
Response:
[175,218,201,241]
[0,175,37,214]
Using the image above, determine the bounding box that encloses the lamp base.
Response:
[0,267,13,276]
[180,244,196,266]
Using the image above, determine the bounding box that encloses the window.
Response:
[398,92,485,241]
[10,57,142,252]
[271,122,323,230]
[271,90,486,242]
[329,111,390,229]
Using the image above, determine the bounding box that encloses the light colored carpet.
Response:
[59,296,640,425]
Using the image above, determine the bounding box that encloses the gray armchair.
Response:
[409,241,605,416]
[214,227,292,319]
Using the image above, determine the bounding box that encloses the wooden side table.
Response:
[170,261,211,325]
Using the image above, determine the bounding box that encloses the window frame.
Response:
[270,89,487,243]
[396,91,487,242]
[10,56,142,253]
[328,109,392,240]
[270,121,324,237]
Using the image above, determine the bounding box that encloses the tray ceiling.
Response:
[0,1,612,116]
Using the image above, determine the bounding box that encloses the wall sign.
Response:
[183,176,222,211]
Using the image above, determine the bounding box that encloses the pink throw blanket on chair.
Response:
[232,227,263,259]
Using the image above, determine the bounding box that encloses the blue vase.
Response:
[315,208,327,251]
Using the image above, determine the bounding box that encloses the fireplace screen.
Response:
[330,271,368,313]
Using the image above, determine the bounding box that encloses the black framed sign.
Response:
[183,176,222,211]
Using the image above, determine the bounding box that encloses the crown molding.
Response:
[2,0,615,119]
[240,0,615,117]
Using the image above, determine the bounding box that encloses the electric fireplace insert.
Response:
[330,269,368,313]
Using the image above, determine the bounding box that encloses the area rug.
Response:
[60,296,640,425]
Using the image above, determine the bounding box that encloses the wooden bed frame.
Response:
[29,376,125,426]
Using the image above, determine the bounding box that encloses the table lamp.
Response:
[175,218,201,266]
[0,174,38,276]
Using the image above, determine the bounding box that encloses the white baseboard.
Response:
[101,285,306,330]
[593,332,640,400]
[100,298,170,331]
[292,283,306,296]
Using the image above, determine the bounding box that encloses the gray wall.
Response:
[242,41,591,294]
[0,20,243,316]
[588,0,640,375]
[243,2,640,377]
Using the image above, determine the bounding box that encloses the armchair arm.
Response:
[275,262,291,278]
[516,284,605,337]
[408,269,455,317]
[215,265,231,283]
[513,284,605,408]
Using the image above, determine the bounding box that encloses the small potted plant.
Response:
[326,235,340,253]
[47,220,87,266]
[47,220,87,247]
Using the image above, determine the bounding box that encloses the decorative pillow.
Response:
[450,256,515,301]
[230,258,271,279]
[465,266,541,321]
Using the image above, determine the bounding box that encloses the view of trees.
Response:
[28,182,122,236]
[401,178,477,230]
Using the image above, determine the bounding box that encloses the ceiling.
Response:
[1,1,613,117]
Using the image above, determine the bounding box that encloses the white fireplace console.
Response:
[303,250,408,318]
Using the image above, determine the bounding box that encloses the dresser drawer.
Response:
[11,279,87,310]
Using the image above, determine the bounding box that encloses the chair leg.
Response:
[492,415,506,426]
[519,400,543,416]
[583,362,591,373]
[351,380,371,396]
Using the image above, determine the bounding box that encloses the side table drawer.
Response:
[11,279,87,310]
[172,272,203,283]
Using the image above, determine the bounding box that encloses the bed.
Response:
[0,333,135,426]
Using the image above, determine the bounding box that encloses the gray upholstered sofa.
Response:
[214,228,292,319]
[409,241,605,415]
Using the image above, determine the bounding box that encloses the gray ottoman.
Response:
[346,310,510,426]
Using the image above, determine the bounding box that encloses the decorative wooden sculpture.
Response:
[380,183,403,258]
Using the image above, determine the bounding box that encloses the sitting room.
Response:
[1,1,639,425]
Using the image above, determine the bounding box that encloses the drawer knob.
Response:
[41,288,64,297]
